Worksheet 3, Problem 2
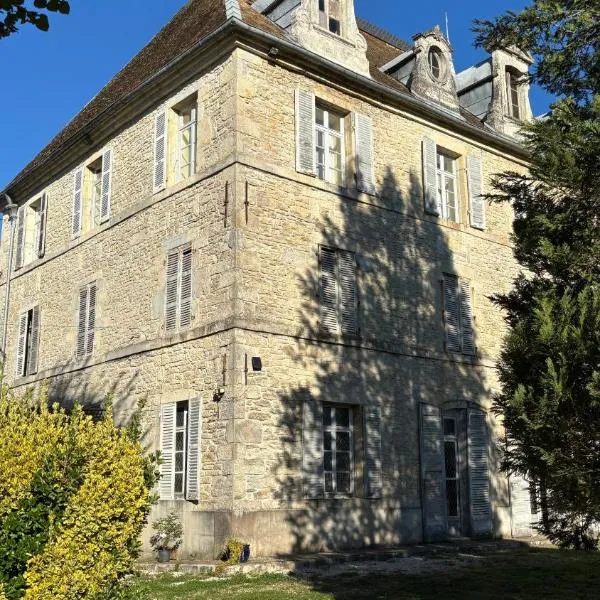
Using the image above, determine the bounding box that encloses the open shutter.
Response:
[86,283,97,356]
[165,251,179,332]
[159,403,176,500]
[510,474,537,537]
[37,194,47,258]
[100,147,112,223]
[319,247,338,334]
[153,110,167,193]
[443,275,461,352]
[354,113,375,194]
[339,250,358,336]
[72,168,83,237]
[468,155,485,230]
[186,398,201,501]
[420,403,447,541]
[76,287,88,358]
[422,137,440,216]
[302,399,324,499]
[460,280,475,355]
[14,207,25,270]
[468,409,492,536]
[15,313,28,377]
[190,107,197,175]
[179,246,193,329]
[295,89,316,175]
[365,404,382,498]
[26,306,41,375]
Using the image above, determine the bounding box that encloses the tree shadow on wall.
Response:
[272,166,508,557]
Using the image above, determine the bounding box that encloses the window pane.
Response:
[444,157,454,174]
[446,479,459,517]
[444,441,457,478]
[176,431,185,451]
[325,472,334,492]
[337,451,350,471]
[328,112,341,133]
[175,452,184,472]
[336,472,351,493]
[443,418,456,436]
[329,18,340,35]
[324,430,333,451]
[336,408,350,428]
[336,431,350,452]
[316,106,325,126]
[324,451,333,471]
[174,473,184,494]
[176,407,186,427]
[323,407,333,427]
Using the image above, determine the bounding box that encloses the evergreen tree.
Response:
[474,1,600,548]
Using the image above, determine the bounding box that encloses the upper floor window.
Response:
[318,0,341,35]
[165,243,193,333]
[442,274,475,355]
[15,305,41,377]
[436,151,458,222]
[315,104,345,186]
[428,47,444,81]
[506,69,521,120]
[15,193,47,269]
[76,282,97,359]
[175,102,197,182]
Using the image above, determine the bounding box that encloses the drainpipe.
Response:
[1,194,18,376]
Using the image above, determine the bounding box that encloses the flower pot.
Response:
[158,549,171,563]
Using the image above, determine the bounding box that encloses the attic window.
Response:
[319,0,341,36]
[428,47,444,80]
[506,69,521,120]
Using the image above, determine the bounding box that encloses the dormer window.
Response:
[318,0,341,36]
[428,47,444,81]
[506,69,521,120]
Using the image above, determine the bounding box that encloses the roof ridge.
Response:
[356,17,411,52]
[224,0,242,19]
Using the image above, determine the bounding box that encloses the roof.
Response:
[4,0,487,195]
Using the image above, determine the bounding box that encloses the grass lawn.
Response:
[134,547,600,599]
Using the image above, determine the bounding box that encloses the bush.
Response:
[149,511,183,552]
[0,384,159,599]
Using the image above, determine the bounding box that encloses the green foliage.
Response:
[0,386,159,598]
[475,1,600,548]
[0,1,70,38]
[149,511,183,552]
[214,538,248,575]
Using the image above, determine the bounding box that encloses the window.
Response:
[174,401,189,497]
[318,0,341,35]
[442,274,475,355]
[436,151,458,222]
[15,194,47,269]
[319,246,358,336]
[175,102,197,182]
[428,47,444,80]
[506,69,521,120]
[76,282,97,359]
[87,157,103,229]
[323,405,354,495]
[165,244,193,333]
[315,104,345,186]
[444,417,460,518]
[15,306,41,377]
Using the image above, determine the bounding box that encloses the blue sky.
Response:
[0,0,553,191]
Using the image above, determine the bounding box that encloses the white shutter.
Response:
[179,246,193,329]
[443,275,461,352]
[100,147,112,223]
[319,247,338,334]
[15,312,28,377]
[76,287,88,359]
[190,107,197,176]
[14,207,25,270]
[86,283,97,356]
[26,305,41,376]
[339,250,358,336]
[186,398,201,501]
[460,280,475,355]
[468,409,492,536]
[422,137,440,215]
[365,404,382,498]
[159,403,176,500]
[510,474,537,537]
[302,399,324,499]
[420,403,447,541]
[468,155,486,230]
[72,168,83,237]
[354,113,375,194]
[165,251,179,332]
[37,194,47,258]
[295,89,316,175]
[153,110,167,193]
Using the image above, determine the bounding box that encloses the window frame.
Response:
[15,307,40,377]
[174,400,189,498]
[315,103,346,187]
[505,69,521,120]
[87,156,103,230]
[322,404,355,497]
[436,150,459,222]
[318,0,341,35]
[443,416,461,519]
[175,103,197,183]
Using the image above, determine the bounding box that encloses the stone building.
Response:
[0,0,539,558]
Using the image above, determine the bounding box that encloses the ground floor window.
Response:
[323,405,354,495]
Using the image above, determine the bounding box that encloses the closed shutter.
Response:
[153,110,167,193]
[365,404,382,498]
[165,251,179,332]
[72,168,83,237]
[15,312,28,377]
[468,155,485,230]
[76,287,88,358]
[179,246,193,329]
[354,113,375,194]
[37,194,47,258]
[100,147,112,223]
[319,247,338,334]
[186,398,201,501]
[14,207,25,270]
[295,89,316,175]
[420,403,447,541]
[159,403,176,500]
[86,283,97,356]
[302,399,324,499]
[443,275,461,352]
[460,280,475,355]
[422,137,440,216]
[26,305,41,376]
[339,250,358,336]
[468,409,492,536]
